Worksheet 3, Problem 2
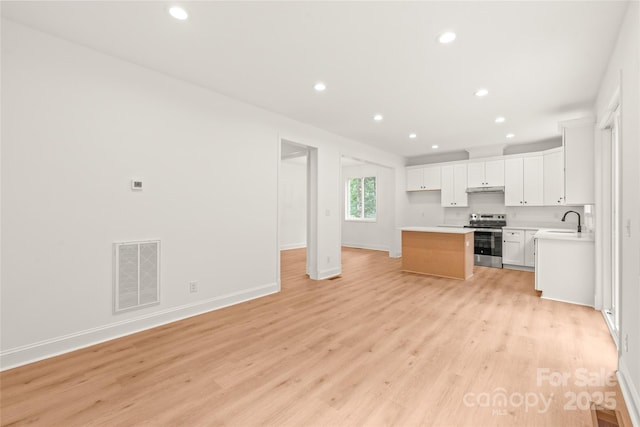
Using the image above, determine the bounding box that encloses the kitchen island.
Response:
[401,227,475,280]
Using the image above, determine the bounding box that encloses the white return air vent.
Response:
[113,240,160,313]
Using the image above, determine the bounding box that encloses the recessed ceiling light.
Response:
[506,133,515,139]
[437,31,457,44]
[475,89,489,97]
[495,116,506,123]
[373,114,383,122]
[313,82,326,92]
[432,145,439,149]
[409,133,417,139]
[169,6,188,20]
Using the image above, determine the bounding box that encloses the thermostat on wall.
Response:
[131,179,143,191]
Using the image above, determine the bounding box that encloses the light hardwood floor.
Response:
[0,248,631,426]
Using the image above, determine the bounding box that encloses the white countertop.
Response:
[534,228,595,242]
[503,226,544,231]
[401,226,474,234]
[504,222,580,231]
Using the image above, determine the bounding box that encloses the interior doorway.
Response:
[278,139,317,287]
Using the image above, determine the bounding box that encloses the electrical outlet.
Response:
[624,334,629,352]
[326,256,331,264]
[189,281,198,293]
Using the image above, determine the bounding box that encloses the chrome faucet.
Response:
[561,210,582,233]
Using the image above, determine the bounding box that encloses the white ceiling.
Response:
[1,1,629,159]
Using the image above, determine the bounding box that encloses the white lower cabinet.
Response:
[524,230,537,267]
[535,236,595,306]
[503,228,538,268]
[502,229,525,265]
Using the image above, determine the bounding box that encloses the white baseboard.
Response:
[618,356,640,426]
[601,310,620,349]
[279,243,306,250]
[311,267,342,280]
[389,250,402,258]
[341,243,390,252]
[0,282,279,371]
[540,295,594,308]
[502,264,535,272]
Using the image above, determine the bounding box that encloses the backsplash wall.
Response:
[405,192,588,230]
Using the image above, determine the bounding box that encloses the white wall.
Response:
[0,20,405,369]
[405,192,585,230]
[341,163,394,253]
[279,158,306,250]
[595,2,640,424]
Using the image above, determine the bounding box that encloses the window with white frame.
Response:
[345,176,377,221]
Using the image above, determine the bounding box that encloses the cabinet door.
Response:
[423,166,441,190]
[504,158,524,206]
[503,229,525,265]
[564,125,594,205]
[406,168,424,191]
[467,162,485,187]
[523,156,543,205]
[543,149,565,205]
[524,230,537,267]
[440,165,455,207]
[484,160,505,186]
[453,164,468,206]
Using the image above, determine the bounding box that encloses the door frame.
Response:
[595,87,621,346]
[277,138,318,286]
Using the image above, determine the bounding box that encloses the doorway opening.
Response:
[278,139,317,288]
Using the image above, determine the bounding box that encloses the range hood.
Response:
[466,186,505,194]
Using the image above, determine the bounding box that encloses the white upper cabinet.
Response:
[505,156,543,206]
[485,160,505,186]
[406,168,423,191]
[523,157,544,205]
[562,121,595,205]
[441,164,468,207]
[505,158,524,205]
[406,166,441,191]
[424,167,441,190]
[404,128,594,206]
[467,162,485,187]
[467,159,505,188]
[543,148,565,205]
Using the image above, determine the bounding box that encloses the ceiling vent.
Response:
[113,240,160,313]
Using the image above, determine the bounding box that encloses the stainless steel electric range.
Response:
[463,213,507,268]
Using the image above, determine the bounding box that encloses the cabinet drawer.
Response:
[503,230,523,240]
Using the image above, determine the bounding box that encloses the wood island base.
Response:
[401,229,474,280]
